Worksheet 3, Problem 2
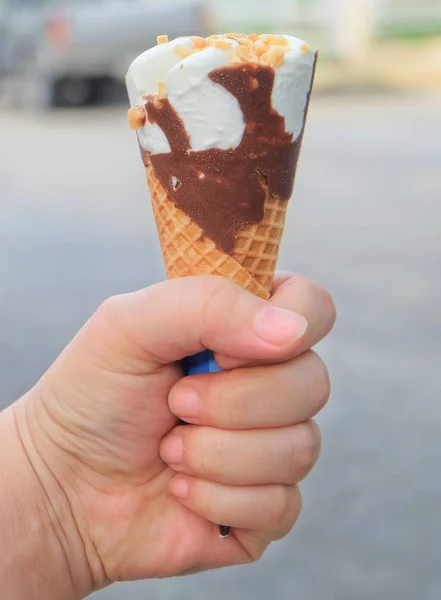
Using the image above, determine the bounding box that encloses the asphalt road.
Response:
[1,93,440,600]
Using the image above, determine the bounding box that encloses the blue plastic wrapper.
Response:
[183,350,230,538]
[184,350,222,375]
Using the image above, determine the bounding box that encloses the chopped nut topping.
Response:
[191,36,208,49]
[226,33,247,44]
[211,40,234,50]
[174,45,191,59]
[254,39,269,56]
[158,81,167,99]
[300,43,310,53]
[127,105,146,130]
[236,45,252,62]
[272,35,289,47]
[249,77,259,90]
[228,49,243,65]
[266,46,286,67]
[157,35,169,45]
[238,37,254,47]
[260,34,274,44]
[160,33,292,68]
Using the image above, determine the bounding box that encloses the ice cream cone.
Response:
[146,157,289,299]
[127,33,317,538]
[128,33,317,301]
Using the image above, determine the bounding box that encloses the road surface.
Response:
[1,93,440,599]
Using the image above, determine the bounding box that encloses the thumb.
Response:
[77,276,308,371]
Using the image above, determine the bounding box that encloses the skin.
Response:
[0,273,336,600]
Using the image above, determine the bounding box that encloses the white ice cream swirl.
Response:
[126,34,316,154]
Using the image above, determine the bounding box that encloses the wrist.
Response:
[0,397,94,600]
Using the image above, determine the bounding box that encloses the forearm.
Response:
[0,400,92,600]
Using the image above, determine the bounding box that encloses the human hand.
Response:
[12,273,336,597]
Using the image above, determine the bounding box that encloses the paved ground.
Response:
[1,93,440,599]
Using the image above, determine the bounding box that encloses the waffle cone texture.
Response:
[146,159,290,300]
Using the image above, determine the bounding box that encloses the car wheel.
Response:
[52,77,94,107]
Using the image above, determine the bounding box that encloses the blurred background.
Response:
[1,1,440,599]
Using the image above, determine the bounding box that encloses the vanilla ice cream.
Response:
[126,33,315,154]
[126,32,317,260]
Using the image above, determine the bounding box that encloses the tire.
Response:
[52,77,94,108]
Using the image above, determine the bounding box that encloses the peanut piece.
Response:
[236,45,251,62]
[174,45,191,59]
[127,106,146,130]
[228,50,242,65]
[157,35,169,45]
[211,40,234,50]
[260,34,275,44]
[260,52,270,65]
[238,37,254,47]
[254,39,269,56]
[272,35,289,47]
[267,46,286,67]
[158,81,167,99]
[191,36,208,49]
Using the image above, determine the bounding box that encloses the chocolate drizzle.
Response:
[143,62,313,254]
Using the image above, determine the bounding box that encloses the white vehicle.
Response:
[0,0,210,108]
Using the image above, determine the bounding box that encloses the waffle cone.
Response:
[146,159,288,300]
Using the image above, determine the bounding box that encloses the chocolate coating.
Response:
[143,61,314,254]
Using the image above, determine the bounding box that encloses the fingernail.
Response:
[170,387,199,418]
[160,435,183,465]
[169,478,188,499]
[253,305,308,346]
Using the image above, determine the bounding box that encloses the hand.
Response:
[12,273,336,596]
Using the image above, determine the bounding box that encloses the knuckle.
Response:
[268,485,302,539]
[287,274,317,297]
[203,374,224,417]
[204,373,243,428]
[91,294,129,334]
[275,485,302,539]
[294,421,322,479]
[186,428,219,478]
[199,482,220,522]
[200,277,242,340]
[285,276,337,333]
[95,295,124,322]
[184,429,205,474]
[309,351,332,411]
[321,288,337,332]
[219,372,250,427]
[202,370,251,429]
[270,485,293,528]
